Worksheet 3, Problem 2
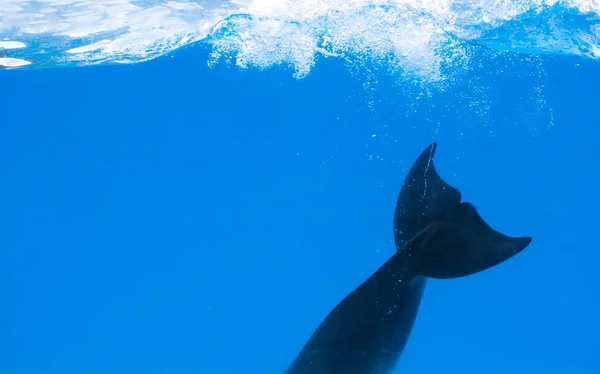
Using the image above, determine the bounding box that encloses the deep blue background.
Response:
[1,46,598,374]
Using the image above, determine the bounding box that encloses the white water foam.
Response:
[0,57,31,67]
[0,41,26,49]
[0,0,599,81]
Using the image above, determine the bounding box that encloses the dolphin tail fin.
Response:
[411,202,532,279]
[394,142,531,279]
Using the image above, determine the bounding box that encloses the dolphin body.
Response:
[286,142,532,374]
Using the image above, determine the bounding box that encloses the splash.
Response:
[1,0,599,81]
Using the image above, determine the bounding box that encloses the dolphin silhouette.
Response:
[286,142,532,374]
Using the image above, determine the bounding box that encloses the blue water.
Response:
[1,2,600,374]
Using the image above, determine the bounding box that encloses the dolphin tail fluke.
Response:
[394,142,531,279]
[411,202,532,279]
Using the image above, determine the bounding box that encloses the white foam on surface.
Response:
[0,57,32,67]
[0,0,599,79]
[0,41,26,49]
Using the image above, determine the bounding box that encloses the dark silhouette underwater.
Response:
[286,142,532,374]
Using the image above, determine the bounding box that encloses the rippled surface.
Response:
[1,0,599,81]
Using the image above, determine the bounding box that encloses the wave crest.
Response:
[1,0,599,81]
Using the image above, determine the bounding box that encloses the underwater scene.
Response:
[1,1,599,373]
